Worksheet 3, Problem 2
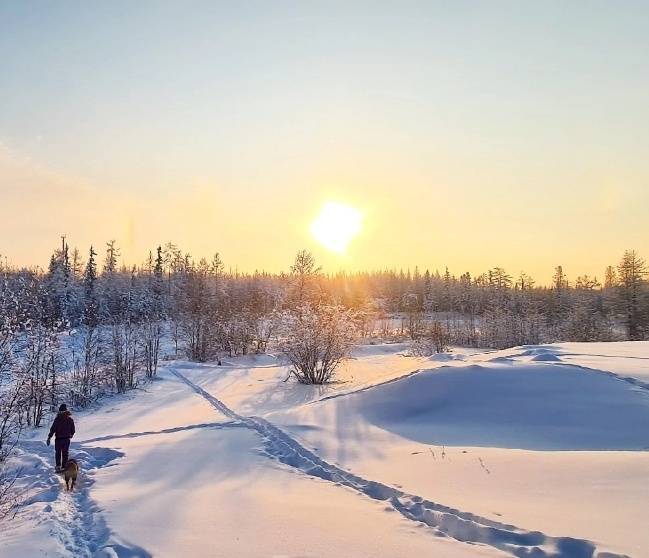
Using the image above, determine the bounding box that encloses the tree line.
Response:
[0,237,647,423]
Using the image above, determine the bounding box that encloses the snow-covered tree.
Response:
[278,303,357,384]
[617,250,648,340]
[141,246,165,378]
[285,250,322,310]
[411,320,449,356]
[481,268,516,349]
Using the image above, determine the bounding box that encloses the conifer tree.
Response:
[83,246,99,328]
[617,250,648,340]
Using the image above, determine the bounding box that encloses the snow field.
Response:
[1,341,648,557]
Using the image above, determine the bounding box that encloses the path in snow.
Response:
[169,367,629,558]
[17,440,151,558]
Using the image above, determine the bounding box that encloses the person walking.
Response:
[47,404,75,472]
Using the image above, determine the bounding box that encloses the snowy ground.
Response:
[2,341,648,557]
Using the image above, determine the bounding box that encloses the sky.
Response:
[1,1,647,283]
[6,341,649,556]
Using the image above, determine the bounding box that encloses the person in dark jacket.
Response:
[47,404,75,472]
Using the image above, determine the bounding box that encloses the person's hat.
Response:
[59,404,67,412]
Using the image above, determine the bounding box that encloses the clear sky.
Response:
[1,1,647,283]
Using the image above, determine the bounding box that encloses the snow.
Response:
[2,341,648,557]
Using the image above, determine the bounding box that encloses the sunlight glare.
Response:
[310,201,363,254]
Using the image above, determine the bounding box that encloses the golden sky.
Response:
[1,2,647,283]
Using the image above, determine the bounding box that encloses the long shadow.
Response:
[171,366,631,558]
[357,363,649,450]
[81,420,241,444]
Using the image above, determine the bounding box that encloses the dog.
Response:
[63,459,79,491]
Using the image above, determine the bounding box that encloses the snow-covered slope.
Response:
[2,342,648,557]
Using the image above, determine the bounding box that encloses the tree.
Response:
[141,246,165,378]
[482,268,515,349]
[0,364,23,520]
[17,321,62,427]
[42,236,80,328]
[103,239,120,274]
[402,291,422,340]
[604,266,617,289]
[71,247,84,277]
[101,240,124,321]
[83,246,99,328]
[65,245,106,407]
[180,257,219,362]
[564,276,605,342]
[456,272,479,346]
[617,250,648,340]
[511,272,543,345]
[547,265,570,339]
[68,325,105,408]
[411,320,449,356]
[279,303,357,384]
[422,270,434,314]
[107,269,141,393]
[286,250,322,309]
[0,275,24,502]
[0,335,21,460]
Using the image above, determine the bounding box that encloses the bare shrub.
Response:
[411,320,449,356]
[278,303,357,384]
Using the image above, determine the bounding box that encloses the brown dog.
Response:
[64,459,79,491]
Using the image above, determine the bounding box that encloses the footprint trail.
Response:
[169,367,627,558]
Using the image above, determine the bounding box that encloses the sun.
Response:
[310,201,363,254]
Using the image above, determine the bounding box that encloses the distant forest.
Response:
[0,238,647,420]
[2,239,648,348]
